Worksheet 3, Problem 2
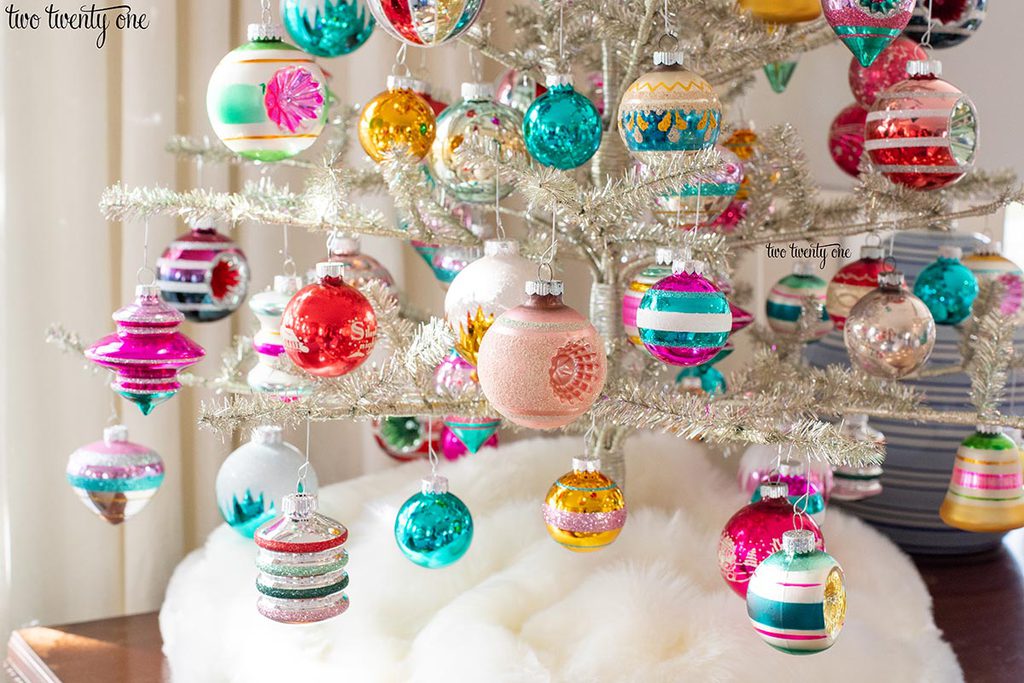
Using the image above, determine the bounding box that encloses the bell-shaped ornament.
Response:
[940,426,1024,533]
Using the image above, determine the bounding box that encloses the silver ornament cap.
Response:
[938,244,962,260]
[252,425,284,445]
[672,258,704,275]
[387,74,428,92]
[546,73,573,87]
[422,474,449,495]
[461,82,494,101]
[273,274,303,296]
[655,247,675,265]
[861,244,884,260]
[782,529,817,556]
[653,50,686,67]
[572,457,601,473]
[792,261,815,277]
[907,59,942,77]
[282,492,318,519]
[248,22,283,42]
[136,284,162,299]
[328,233,361,255]
[878,270,905,289]
[759,481,789,500]
[977,424,1003,435]
[526,279,564,296]
[103,425,129,445]
[316,262,346,280]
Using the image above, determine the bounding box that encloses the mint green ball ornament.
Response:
[912,245,979,325]
[523,74,602,170]
[395,475,473,568]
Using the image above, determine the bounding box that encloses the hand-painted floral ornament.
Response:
[746,529,846,654]
[373,416,442,462]
[828,103,868,177]
[395,475,473,568]
[619,51,721,162]
[207,24,327,162]
[623,248,675,349]
[940,426,1024,533]
[962,242,1024,317]
[826,242,887,330]
[543,458,626,552]
[248,275,312,400]
[443,415,501,454]
[766,262,832,340]
[647,146,743,229]
[478,279,607,430]
[865,60,978,190]
[358,75,437,162]
[848,36,927,107]
[832,414,885,501]
[822,0,916,68]
[216,426,318,538]
[904,0,986,49]
[85,285,205,414]
[156,220,249,323]
[523,74,602,170]
[912,245,979,325]
[366,0,483,46]
[281,0,374,57]
[66,425,164,524]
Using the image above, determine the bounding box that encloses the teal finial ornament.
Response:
[763,59,798,94]
[281,0,374,58]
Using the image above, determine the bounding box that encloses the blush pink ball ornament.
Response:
[477,279,607,430]
[848,36,927,107]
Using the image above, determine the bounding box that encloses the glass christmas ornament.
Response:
[444,239,534,366]
[844,270,935,379]
[322,233,395,290]
[207,24,327,162]
[65,425,164,525]
[496,68,545,114]
[281,262,378,377]
[410,78,448,117]
[358,75,436,162]
[646,146,743,229]
[477,279,607,430]
[429,244,481,288]
[372,416,441,462]
[719,481,825,598]
[848,36,926,107]
[280,0,374,57]
[675,359,727,396]
[248,275,312,400]
[254,492,350,623]
[434,348,479,397]
[623,248,675,349]
[156,221,249,323]
[962,242,1024,317]
[764,59,798,93]
[823,0,915,68]
[366,0,482,46]
[429,82,526,203]
[752,461,828,527]
[737,0,821,23]
[940,426,1024,533]
[85,285,205,415]
[904,0,986,48]
[395,475,473,568]
[716,278,754,333]
[619,51,721,162]
[828,103,868,178]
[637,258,732,367]
[746,529,846,654]
[543,458,626,552]
[440,424,497,460]
[912,245,979,325]
[443,415,501,453]
[826,243,887,330]
[865,59,978,190]
[217,426,319,538]
[832,414,885,501]
[765,262,832,340]
[737,443,834,501]
[722,127,760,202]
[522,74,602,170]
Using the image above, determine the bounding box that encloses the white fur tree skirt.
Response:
[160,434,962,682]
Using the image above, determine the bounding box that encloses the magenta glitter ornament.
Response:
[823,0,916,68]
[718,481,825,598]
[477,279,607,430]
[829,103,868,178]
[848,36,926,107]
[441,424,497,460]
[85,285,205,415]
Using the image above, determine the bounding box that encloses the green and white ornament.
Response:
[766,262,832,340]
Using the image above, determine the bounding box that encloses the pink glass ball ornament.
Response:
[848,36,926,107]
[828,103,868,178]
[434,348,480,397]
[737,443,835,501]
[317,233,395,291]
[477,279,608,430]
[85,285,206,415]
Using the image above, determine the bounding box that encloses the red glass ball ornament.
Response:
[281,262,377,378]
[848,36,926,107]
[828,104,868,178]
[865,60,978,190]
[718,482,825,598]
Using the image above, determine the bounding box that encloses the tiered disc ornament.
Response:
[647,146,743,229]
[825,243,887,330]
[395,475,473,568]
[281,0,375,58]
[358,75,437,162]
[912,245,978,325]
[822,0,916,68]
[543,458,626,552]
[156,222,249,323]
[904,0,986,49]
[765,262,832,340]
[207,24,327,162]
[477,280,607,430]
[622,247,675,349]
[248,275,312,400]
[939,427,1024,533]
[746,529,847,654]
[254,492,350,623]
[85,285,205,415]
[865,59,978,190]
[962,242,1024,317]
[366,0,483,46]
[618,51,721,162]
[65,425,164,525]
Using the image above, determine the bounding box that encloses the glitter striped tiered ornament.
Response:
[254,492,350,624]
[622,247,675,349]
[865,60,978,191]
[247,275,312,400]
[65,425,165,525]
[156,222,249,323]
[826,243,887,330]
[823,0,915,68]
[636,257,732,367]
[766,262,832,340]
[543,458,627,552]
[85,285,205,415]
[962,242,1024,317]
[939,427,1024,533]
[746,529,847,655]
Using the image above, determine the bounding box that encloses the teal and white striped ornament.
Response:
[746,529,847,655]
[766,263,831,340]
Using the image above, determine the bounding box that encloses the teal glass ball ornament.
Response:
[394,475,473,568]
[912,245,979,325]
[523,74,602,170]
[281,0,374,58]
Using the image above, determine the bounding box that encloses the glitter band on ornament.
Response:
[542,505,627,533]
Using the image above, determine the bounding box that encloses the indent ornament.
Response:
[543,458,626,552]
[156,221,249,323]
[904,0,986,49]
[962,242,1024,317]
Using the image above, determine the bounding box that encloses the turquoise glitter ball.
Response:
[912,245,979,325]
[523,76,602,170]
[281,0,374,58]
[394,476,473,568]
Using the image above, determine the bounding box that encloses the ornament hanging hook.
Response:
[281,225,297,277]
[296,415,312,493]
[392,44,411,78]
[136,218,156,286]
[469,47,483,83]
[537,204,559,278]
[426,417,439,478]
[259,0,273,30]
[921,0,934,50]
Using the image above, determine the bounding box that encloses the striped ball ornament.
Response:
[940,427,1024,533]
[766,263,831,339]
[826,243,887,330]
[622,248,674,349]
[543,458,626,552]
[962,243,1024,317]
[636,259,732,367]
[746,529,847,655]
[157,223,249,323]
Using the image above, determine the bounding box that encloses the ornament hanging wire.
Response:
[259,0,273,30]
[921,0,934,50]
[537,205,559,281]
[136,219,156,286]
[392,44,410,78]
[296,416,312,493]
[281,225,296,277]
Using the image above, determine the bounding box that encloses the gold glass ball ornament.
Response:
[543,458,626,552]
[358,74,437,163]
[737,0,821,24]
